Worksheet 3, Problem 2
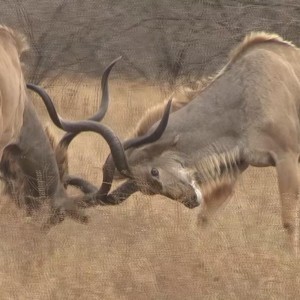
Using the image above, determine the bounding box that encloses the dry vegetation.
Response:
[1,78,300,299]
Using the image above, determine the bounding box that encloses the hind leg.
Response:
[275,154,300,254]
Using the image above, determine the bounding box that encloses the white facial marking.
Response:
[191,180,203,204]
[177,168,203,204]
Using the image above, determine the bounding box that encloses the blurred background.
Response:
[2,0,300,84]
[1,1,300,299]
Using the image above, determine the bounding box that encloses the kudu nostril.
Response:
[191,194,198,203]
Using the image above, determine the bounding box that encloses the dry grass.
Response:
[1,77,300,299]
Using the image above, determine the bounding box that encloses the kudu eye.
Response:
[151,168,159,177]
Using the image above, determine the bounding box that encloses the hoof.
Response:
[283,222,294,234]
[197,215,209,228]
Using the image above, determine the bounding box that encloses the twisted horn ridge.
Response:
[62,99,172,203]
[27,83,62,128]
[123,98,172,149]
[71,179,138,208]
[64,175,98,194]
[58,56,122,148]
[27,81,130,176]
[27,66,172,207]
[64,177,138,208]
[97,99,173,199]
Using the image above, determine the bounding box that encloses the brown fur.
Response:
[0,25,86,224]
[0,25,30,201]
[0,25,29,57]
[1,126,69,201]
[0,25,29,160]
[229,31,294,64]
[0,148,25,206]
[128,31,295,196]
[130,77,210,138]
[127,32,294,200]
[119,31,300,250]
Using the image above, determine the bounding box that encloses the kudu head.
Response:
[30,75,202,210]
[122,144,202,208]
[105,115,202,209]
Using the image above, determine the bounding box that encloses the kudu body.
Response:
[115,32,300,251]
[67,32,300,251]
[0,26,28,160]
[28,32,300,252]
[0,32,120,226]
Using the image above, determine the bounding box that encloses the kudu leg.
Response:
[275,154,300,254]
[41,196,89,232]
[197,179,236,227]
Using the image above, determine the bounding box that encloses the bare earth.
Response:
[1,78,300,299]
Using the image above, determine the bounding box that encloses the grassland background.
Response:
[2,1,300,83]
[1,1,300,299]
[0,78,299,299]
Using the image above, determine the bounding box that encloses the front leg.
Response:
[43,193,89,231]
[275,154,300,254]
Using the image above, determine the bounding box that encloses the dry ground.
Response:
[1,77,300,299]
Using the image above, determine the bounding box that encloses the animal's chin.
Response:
[181,190,202,209]
[182,201,200,209]
[140,189,156,196]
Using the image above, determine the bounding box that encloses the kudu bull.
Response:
[31,32,300,252]
[0,27,121,227]
[0,26,27,160]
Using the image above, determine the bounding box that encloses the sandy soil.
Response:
[0,78,299,299]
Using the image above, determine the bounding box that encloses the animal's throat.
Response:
[190,179,203,204]
[194,146,243,185]
[197,163,237,182]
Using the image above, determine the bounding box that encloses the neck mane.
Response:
[193,144,244,184]
[130,32,294,141]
